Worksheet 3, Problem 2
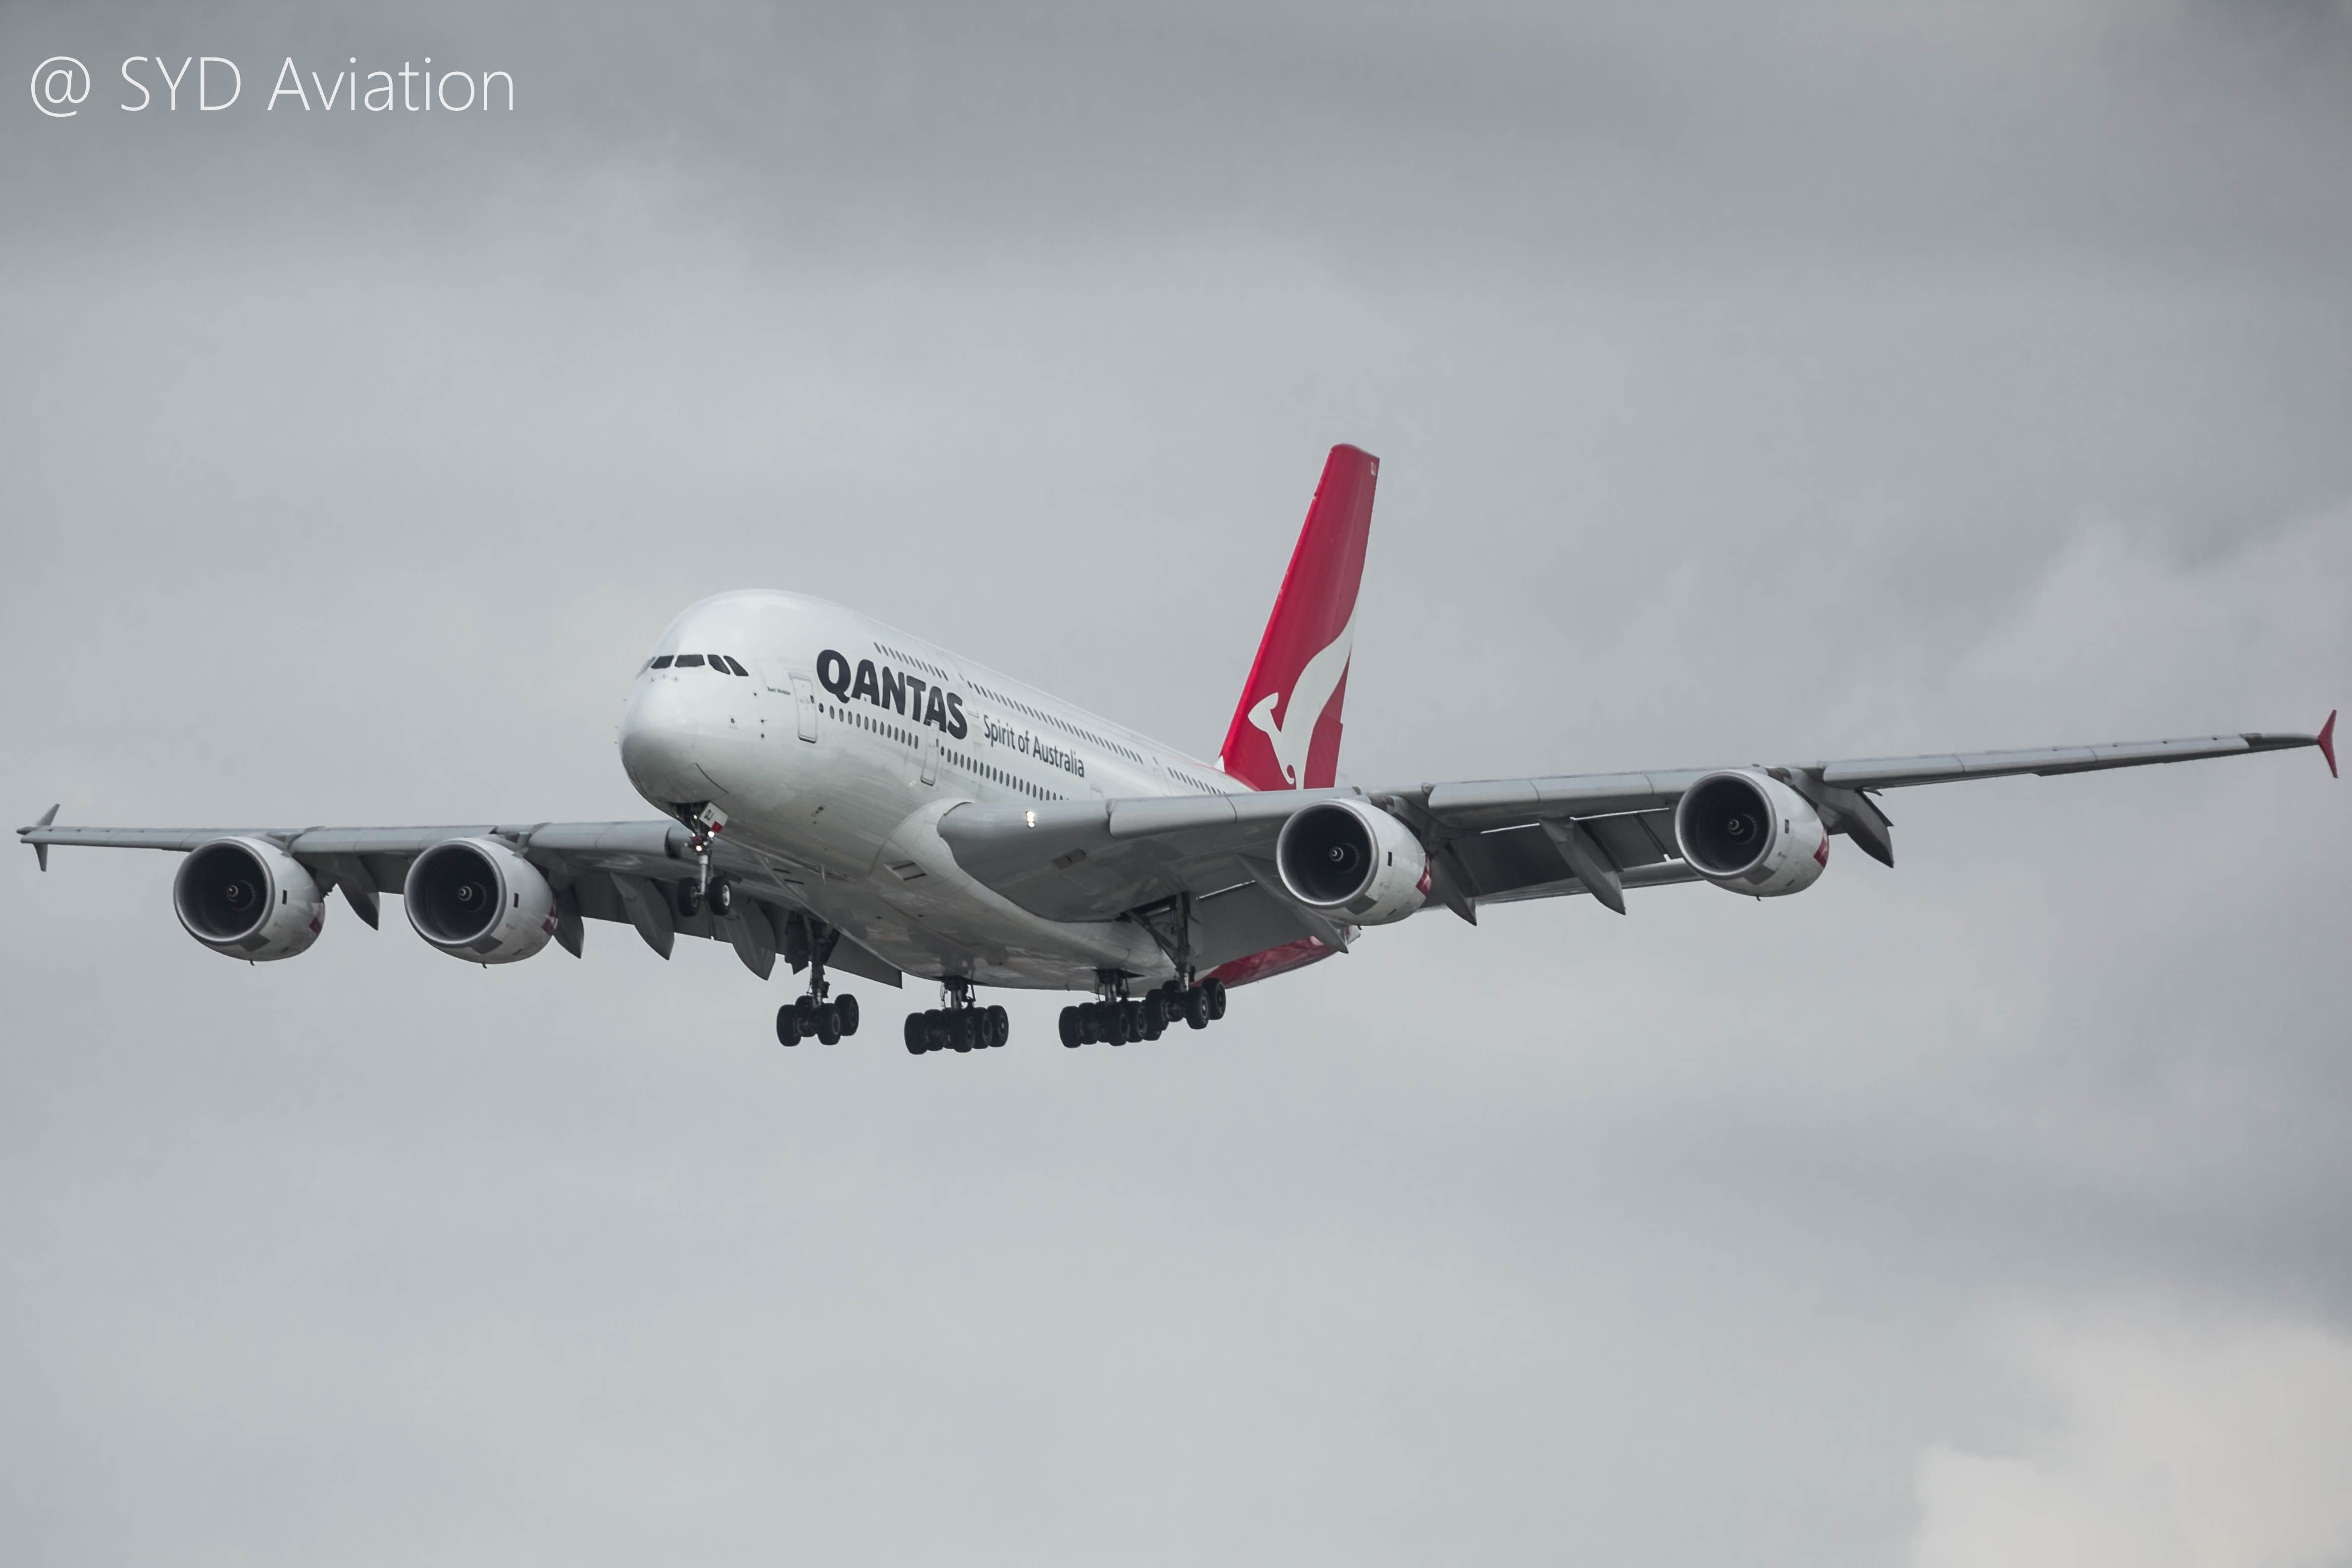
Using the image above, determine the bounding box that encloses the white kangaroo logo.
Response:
[1245,610,1354,788]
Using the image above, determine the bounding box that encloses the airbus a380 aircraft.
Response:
[20,447,2338,1056]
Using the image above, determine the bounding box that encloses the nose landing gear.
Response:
[669,801,732,919]
[676,875,734,919]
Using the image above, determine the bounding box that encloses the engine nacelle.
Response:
[1274,800,1429,925]
[1673,770,1830,898]
[173,837,327,961]
[404,837,557,963]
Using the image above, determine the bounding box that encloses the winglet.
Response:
[24,804,58,871]
[2320,709,2338,779]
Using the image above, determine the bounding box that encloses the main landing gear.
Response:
[1057,975,1225,1048]
[905,978,1009,1055]
[776,950,858,1047]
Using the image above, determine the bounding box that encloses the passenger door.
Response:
[791,674,818,742]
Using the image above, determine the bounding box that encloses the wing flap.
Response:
[1585,809,1676,870]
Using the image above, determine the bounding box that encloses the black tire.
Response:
[796,996,818,1032]
[950,1011,974,1053]
[816,1005,842,1045]
[904,1013,927,1054]
[1143,1008,1165,1041]
[1142,991,1169,1032]
[709,879,733,916]
[777,1005,802,1047]
[676,880,703,918]
[925,1010,951,1053]
[1077,1003,1099,1044]
[1105,1006,1128,1047]
[986,1004,1009,1048]
[1185,988,1210,1029]
[1058,1006,1082,1048]
[1203,978,1227,1019]
[837,994,860,1036]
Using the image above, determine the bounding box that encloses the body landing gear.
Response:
[1059,975,1224,1048]
[906,980,1009,1055]
[776,953,857,1048]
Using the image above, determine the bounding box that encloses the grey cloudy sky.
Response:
[4,2,2350,1563]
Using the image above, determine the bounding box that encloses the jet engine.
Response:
[1673,770,1830,898]
[1274,800,1428,925]
[403,837,557,963]
[173,836,327,960]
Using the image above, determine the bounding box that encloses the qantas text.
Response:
[815,650,1087,777]
[817,650,967,738]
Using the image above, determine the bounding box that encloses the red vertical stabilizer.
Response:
[1218,445,1379,791]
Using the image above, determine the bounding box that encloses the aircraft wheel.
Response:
[1059,1007,1082,1048]
[904,1013,927,1054]
[837,994,860,1036]
[777,1005,803,1047]
[1203,978,1227,1019]
[816,1005,842,1045]
[1184,989,1210,1029]
[708,879,733,916]
[986,1005,1009,1048]
[675,880,703,918]
[1142,991,1169,1032]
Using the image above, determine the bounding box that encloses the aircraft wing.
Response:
[937,717,2336,945]
[12,816,902,986]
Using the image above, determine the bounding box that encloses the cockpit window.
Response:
[721,655,750,676]
[673,654,705,667]
[650,655,674,669]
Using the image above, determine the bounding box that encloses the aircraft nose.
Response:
[618,678,704,806]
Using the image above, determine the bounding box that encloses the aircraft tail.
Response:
[1219,445,1379,791]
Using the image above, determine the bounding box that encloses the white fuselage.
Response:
[616,591,1249,990]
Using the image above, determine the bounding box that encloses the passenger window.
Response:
[674,654,705,667]
[650,655,674,669]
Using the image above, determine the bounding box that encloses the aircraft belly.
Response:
[864,799,1164,986]
[726,786,1163,990]
[701,639,1197,989]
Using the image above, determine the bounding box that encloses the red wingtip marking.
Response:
[2320,709,2338,779]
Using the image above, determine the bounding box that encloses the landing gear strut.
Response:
[776,950,858,1048]
[672,802,733,920]
[905,978,1009,1055]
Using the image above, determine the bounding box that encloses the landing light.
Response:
[1025,810,1036,828]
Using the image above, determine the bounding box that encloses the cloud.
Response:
[1913,1307,2352,1568]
